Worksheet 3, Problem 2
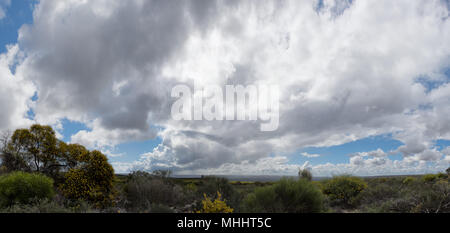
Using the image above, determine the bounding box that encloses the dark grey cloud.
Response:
[18,0,232,132]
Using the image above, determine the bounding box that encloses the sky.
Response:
[0,0,450,176]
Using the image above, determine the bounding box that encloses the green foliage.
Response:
[423,174,438,182]
[358,177,404,212]
[381,179,450,213]
[299,169,312,181]
[185,182,198,193]
[243,178,324,213]
[0,125,107,184]
[357,176,450,213]
[58,142,89,170]
[1,125,116,208]
[197,192,233,213]
[6,125,59,176]
[1,129,29,173]
[0,171,55,207]
[123,171,183,212]
[322,176,367,208]
[0,151,30,173]
[402,177,416,185]
[436,172,447,179]
[59,150,115,208]
[197,176,240,209]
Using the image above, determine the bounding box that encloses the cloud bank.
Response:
[1,0,450,176]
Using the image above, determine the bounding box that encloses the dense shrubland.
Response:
[322,176,367,208]
[120,171,183,212]
[357,175,450,213]
[242,178,324,213]
[0,125,449,213]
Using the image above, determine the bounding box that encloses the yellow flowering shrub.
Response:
[196,192,233,213]
[60,169,92,200]
[60,150,115,208]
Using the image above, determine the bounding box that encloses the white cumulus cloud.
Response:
[1,0,449,176]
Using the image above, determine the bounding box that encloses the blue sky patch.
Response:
[288,134,404,166]
[0,0,34,53]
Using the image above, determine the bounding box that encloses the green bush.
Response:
[185,182,198,193]
[322,176,367,208]
[358,180,402,212]
[382,179,450,213]
[197,176,240,209]
[0,171,55,207]
[123,171,183,212]
[298,169,312,181]
[422,174,438,183]
[436,173,447,179]
[243,178,324,213]
[402,177,416,185]
[356,175,450,213]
